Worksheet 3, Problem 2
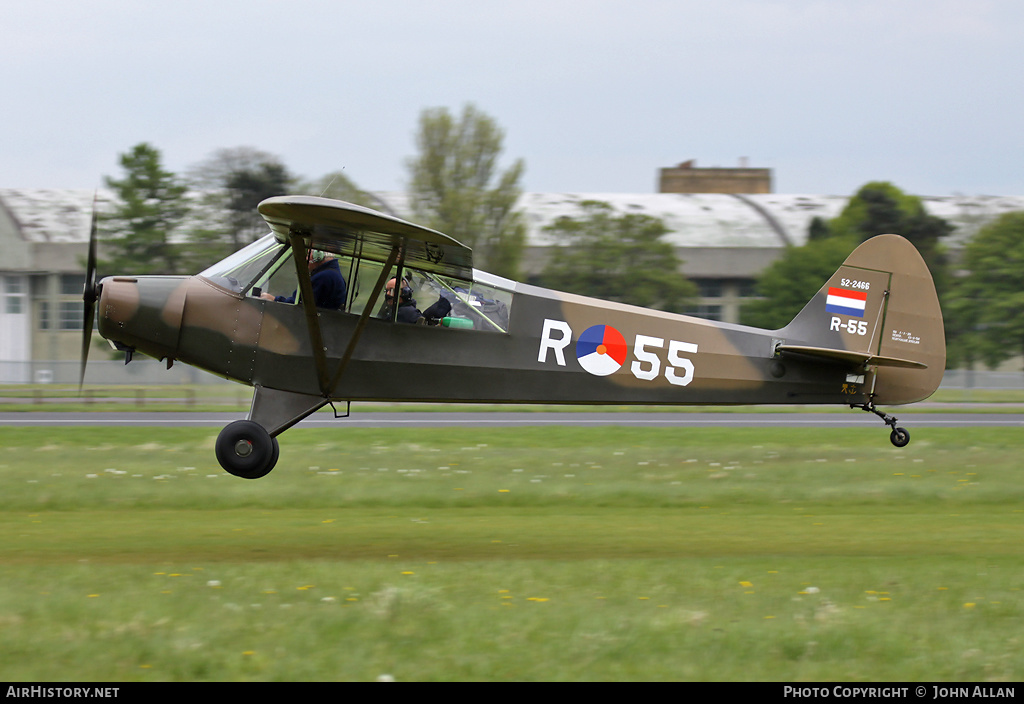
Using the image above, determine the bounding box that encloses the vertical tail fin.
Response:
[779,234,945,404]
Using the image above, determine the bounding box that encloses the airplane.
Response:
[80,195,946,479]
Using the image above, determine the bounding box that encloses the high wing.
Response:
[258,195,474,280]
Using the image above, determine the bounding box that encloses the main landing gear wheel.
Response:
[889,427,910,448]
[215,420,280,479]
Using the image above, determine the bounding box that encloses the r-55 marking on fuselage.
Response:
[538,319,698,386]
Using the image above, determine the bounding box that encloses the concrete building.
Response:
[1,191,98,382]
[3,187,1024,383]
[658,159,773,194]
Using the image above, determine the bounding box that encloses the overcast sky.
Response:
[3,0,1022,196]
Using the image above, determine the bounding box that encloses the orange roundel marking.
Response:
[596,344,607,356]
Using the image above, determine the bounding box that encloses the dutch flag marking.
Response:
[825,287,868,318]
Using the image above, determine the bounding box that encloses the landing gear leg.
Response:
[215,420,280,478]
[851,402,910,447]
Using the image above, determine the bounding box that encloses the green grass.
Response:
[0,426,1022,681]
[0,384,253,412]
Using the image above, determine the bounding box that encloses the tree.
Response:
[224,160,292,242]
[102,143,190,275]
[954,212,1024,369]
[406,104,527,278]
[187,146,295,253]
[538,200,696,313]
[302,171,384,211]
[740,235,857,330]
[819,181,951,282]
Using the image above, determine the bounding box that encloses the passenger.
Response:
[260,249,346,310]
[379,277,422,324]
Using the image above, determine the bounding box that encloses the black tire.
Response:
[890,427,910,448]
[215,420,278,479]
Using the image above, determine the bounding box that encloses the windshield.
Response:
[198,235,289,293]
[410,270,513,332]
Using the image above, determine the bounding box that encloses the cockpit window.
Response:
[198,235,289,294]
[199,235,514,332]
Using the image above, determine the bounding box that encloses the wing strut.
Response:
[326,245,399,396]
[289,233,332,396]
[289,231,402,399]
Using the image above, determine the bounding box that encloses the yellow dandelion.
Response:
[739,581,753,588]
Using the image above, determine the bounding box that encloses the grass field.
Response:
[0,424,1021,681]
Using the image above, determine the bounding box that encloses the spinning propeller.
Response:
[79,195,99,392]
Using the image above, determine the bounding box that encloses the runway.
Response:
[1,410,1022,429]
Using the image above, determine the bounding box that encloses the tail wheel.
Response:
[889,427,910,448]
[853,403,912,448]
[216,420,279,479]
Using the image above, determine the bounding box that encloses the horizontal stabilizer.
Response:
[777,344,928,370]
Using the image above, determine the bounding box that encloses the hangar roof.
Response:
[3,188,1023,252]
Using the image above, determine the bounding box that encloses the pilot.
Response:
[260,249,346,310]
